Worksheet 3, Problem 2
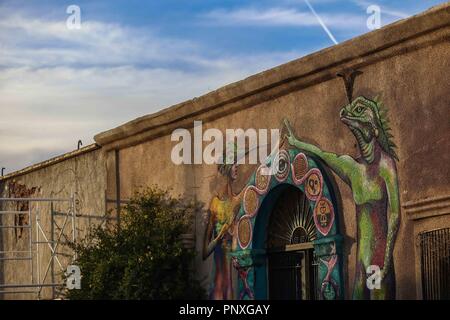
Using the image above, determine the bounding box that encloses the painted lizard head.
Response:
[340,96,398,163]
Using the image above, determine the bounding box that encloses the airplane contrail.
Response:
[304,0,339,45]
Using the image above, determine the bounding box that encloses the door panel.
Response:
[267,186,318,300]
[268,249,317,300]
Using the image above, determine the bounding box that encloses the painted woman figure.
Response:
[285,96,400,299]
[202,151,245,300]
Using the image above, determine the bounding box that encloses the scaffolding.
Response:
[0,196,77,299]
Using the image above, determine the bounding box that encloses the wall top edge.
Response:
[93,3,450,149]
[0,144,101,182]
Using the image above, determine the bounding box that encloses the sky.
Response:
[0,0,447,173]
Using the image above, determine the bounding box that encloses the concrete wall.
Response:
[0,145,107,299]
[1,3,449,300]
[94,3,450,299]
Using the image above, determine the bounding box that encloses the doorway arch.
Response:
[266,185,318,300]
[230,148,344,300]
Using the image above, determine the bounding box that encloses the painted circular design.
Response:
[314,197,335,236]
[243,186,259,217]
[292,153,308,184]
[255,164,271,194]
[274,150,290,182]
[238,216,252,249]
[305,171,322,200]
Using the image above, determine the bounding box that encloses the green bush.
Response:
[65,186,206,300]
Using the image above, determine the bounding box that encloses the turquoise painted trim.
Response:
[313,234,343,247]
[231,149,345,300]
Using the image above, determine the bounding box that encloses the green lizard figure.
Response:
[285,96,400,300]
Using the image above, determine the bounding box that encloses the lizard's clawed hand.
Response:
[283,118,297,146]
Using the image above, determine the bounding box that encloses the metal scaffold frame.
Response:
[0,196,76,299]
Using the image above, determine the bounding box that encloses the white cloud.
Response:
[352,0,410,19]
[201,7,365,30]
[0,14,199,68]
[2,1,415,174]
[0,11,306,173]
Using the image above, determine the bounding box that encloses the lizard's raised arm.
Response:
[284,119,356,184]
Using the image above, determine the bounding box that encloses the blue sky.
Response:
[0,0,447,172]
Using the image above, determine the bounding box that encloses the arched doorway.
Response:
[230,149,344,300]
[267,186,318,300]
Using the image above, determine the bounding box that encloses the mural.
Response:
[203,95,399,300]
[229,146,342,300]
[285,96,400,299]
[318,242,339,300]
[199,139,342,300]
[232,256,254,300]
[7,180,40,240]
[202,147,246,299]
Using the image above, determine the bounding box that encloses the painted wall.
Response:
[1,3,449,300]
[101,7,450,299]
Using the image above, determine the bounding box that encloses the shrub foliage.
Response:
[65,186,206,300]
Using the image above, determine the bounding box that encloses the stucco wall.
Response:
[1,3,449,300]
[97,4,450,300]
[0,146,107,299]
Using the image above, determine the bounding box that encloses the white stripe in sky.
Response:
[304,0,339,45]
